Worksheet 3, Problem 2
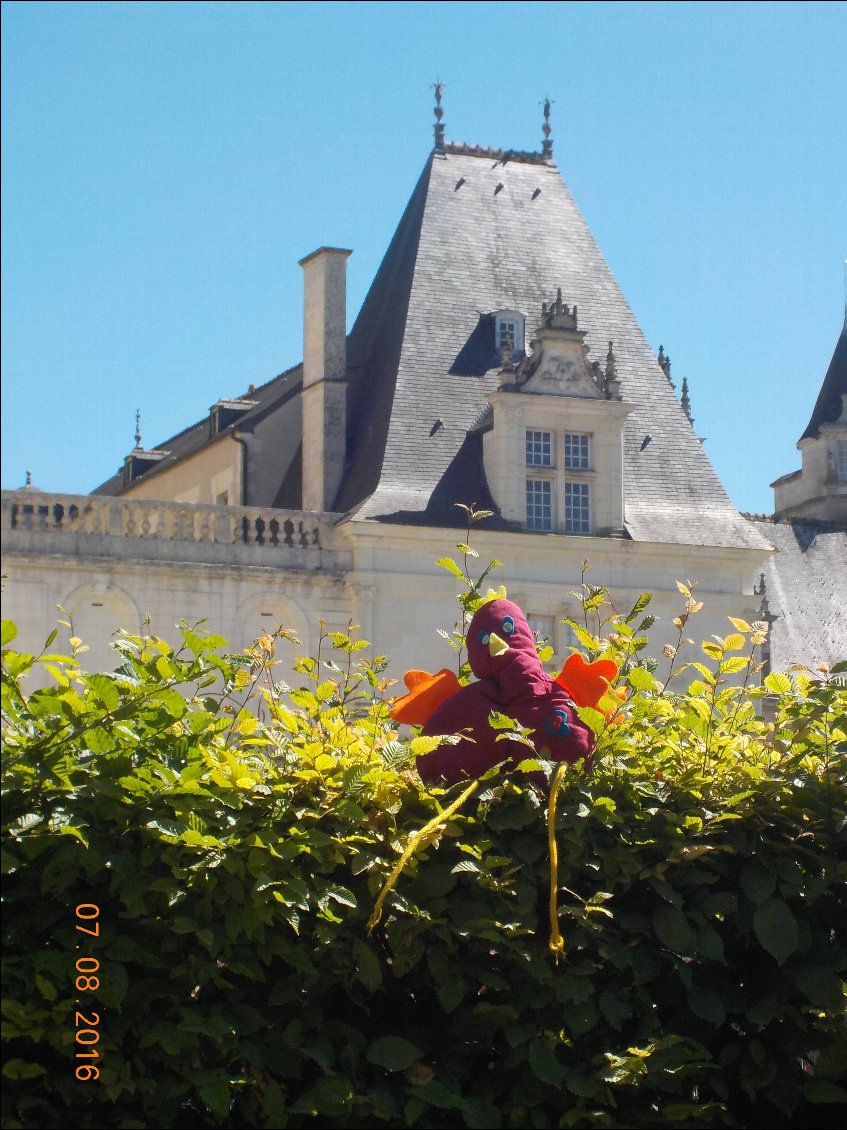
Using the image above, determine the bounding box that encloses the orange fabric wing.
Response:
[555,653,619,709]
[390,668,462,726]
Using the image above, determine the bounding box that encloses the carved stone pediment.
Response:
[520,340,604,397]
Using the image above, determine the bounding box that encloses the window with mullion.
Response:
[564,481,590,533]
[564,432,590,469]
[498,321,517,349]
[526,479,553,531]
[496,313,525,353]
[526,430,552,467]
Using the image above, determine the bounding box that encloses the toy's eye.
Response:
[478,630,491,646]
[501,616,515,636]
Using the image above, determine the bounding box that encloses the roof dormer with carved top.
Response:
[483,295,634,537]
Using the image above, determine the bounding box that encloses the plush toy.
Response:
[391,597,618,785]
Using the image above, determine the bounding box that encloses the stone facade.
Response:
[772,427,847,523]
[2,486,769,685]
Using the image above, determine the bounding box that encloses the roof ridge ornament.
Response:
[500,333,514,372]
[433,81,445,152]
[134,408,142,450]
[540,289,578,332]
[658,344,675,389]
[606,341,617,375]
[541,96,554,160]
[605,341,623,400]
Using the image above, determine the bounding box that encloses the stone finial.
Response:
[25,470,32,486]
[658,345,675,389]
[134,409,142,449]
[541,96,553,159]
[753,573,777,677]
[605,341,622,400]
[606,341,617,376]
[500,333,514,371]
[433,81,446,151]
[539,290,579,332]
[755,573,778,622]
[681,376,694,426]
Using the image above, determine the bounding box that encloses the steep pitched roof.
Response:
[340,146,767,550]
[799,317,847,441]
[747,515,847,668]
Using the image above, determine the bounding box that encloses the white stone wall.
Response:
[2,491,773,693]
[345,521,770,686]
[2,552,355,688]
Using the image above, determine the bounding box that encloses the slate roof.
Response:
[799,316,847,442]
[339,146,768,550]
[747,515,847,669]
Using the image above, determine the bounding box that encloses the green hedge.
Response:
[2,582,846,1129]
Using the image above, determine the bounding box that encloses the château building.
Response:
[3,101,845,677]
[747,320,847,670]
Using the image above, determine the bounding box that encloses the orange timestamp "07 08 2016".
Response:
[73,903,102,1082]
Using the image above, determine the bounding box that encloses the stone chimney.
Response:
[299,247,352,513]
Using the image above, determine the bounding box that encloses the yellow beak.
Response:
[488,632,509,657]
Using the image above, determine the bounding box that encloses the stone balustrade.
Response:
[1,491,349,571]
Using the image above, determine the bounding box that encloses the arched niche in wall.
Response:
[60,584,141,673]
[232,592,311,680]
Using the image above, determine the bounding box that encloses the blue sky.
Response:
[2,0,845,515]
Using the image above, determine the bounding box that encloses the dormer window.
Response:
[521,429,594,534]
[498,320,518,349]
[210,398,257,437]
[483,294,634,538]
[495,310,525,355]
[122,448,168,486]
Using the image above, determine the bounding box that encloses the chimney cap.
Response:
[298,246,353,268]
